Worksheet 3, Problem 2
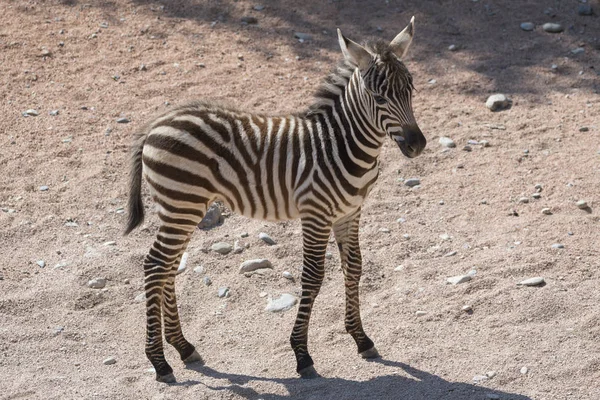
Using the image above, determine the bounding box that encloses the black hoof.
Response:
[156,372,176,383]
[183,350,204,364]
[360,347,380,359]
[298,365,321,379]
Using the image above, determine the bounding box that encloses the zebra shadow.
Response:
[183,359,532,400]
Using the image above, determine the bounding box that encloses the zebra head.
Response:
[337,17,426,158]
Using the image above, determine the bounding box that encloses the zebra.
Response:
[125,17,426,382]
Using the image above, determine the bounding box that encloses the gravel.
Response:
[520,22,535,31]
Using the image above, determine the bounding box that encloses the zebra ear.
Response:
[337,29,373,71]
[390,16,415,59]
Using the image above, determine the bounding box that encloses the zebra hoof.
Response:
[298,365,320,379]
[360,347,380,359]
[183,350,204,364]
[156,372,176,383]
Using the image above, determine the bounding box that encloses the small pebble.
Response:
[217,287,230,298]
[518,277,545,286]
[88,278,107,289]
[241,16,258,24]
[239,259,272,273]
[448,44,457,51]
[439,233,451,241]
[578,5,593,16]
[49,110,59,116]
[519,197,529,204]
[124,279,130,284]
[447,275,472,285]
[116,117,130,123]
[486,394,501,400]
[325,252,333,259]
[103,357,116,365]
[576,200,588,209]
[103,241,117,246]
[134,292,146,302]
[379,228,390,233]
[542,23,564,33]
[294,32,312,41]
[486,94,512,111]
[439,137,456,148]
[259,291,268,297]
[397,217,406,223]
[265,294,297,312]
[258,232,277,245]
[405,178,421,187]
[203,276,212,286]
[176,252,188,275]
[233,240,244,254]
[535,184,543,192]
[520,22,535,31]
[579,127,589,132]
[532,193,541,199]
[520,366,528,374]
[480,140,490,147]
[462,305,473,312]
[37,260,46,268]
[415,311,427,317]
[473,375,488,383]
[212,242,233,255]
[571,47,585,55]
[444,251,457,257]
[541,208,552,215]
[486,371,496,378]
[240,232,249,238]
[253,5,265,11]
[394,265,404,272]
[39,185,49,191]
[282,271,294,280]
[193,265,204,274]
[551,243,564,249]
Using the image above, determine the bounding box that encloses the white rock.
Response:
[439,137,456,148]
[265,294,297,312]
[517,277,545,286]
[103,357,116,365]
[239,258,272,273]
[103,241,116,246]
[551,243,564,249]
[282,271,294,280]
[176,252,188,275]
[258,232,277,245]
[541,208,552,215]
[134,292,146,302]
[439,233,452,241]
[520,22,535,31]
[415,311,427,317]
[462,305,473,312]
[193,265,204,274]
[473,375,488,383]
[88,278,107,289]
[486,371,496,378]
[447,275,472,285]
[394,265,404,272]
[576,200,588,209]
[486,94,512,111]
[520,366,528,374]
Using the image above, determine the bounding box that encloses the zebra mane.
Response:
[308,39,412,114]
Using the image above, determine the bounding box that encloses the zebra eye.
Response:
[373,95,387,105]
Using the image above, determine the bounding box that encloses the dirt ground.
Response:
[1,0,599,399]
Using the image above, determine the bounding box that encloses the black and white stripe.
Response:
[125,17,426,382]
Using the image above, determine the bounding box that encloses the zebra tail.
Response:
[124,131,147,235]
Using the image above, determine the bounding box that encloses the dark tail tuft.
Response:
[124,132,147,235]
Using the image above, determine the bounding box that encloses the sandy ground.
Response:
[1,0,599,399]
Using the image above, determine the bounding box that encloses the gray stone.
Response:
[480,140,490,147]
[439,137,456,148]
[578,5,592,16]
[103,357,116,365]
[212,242,233,255]
[551,243,564,249]
[39,185,49,191]
[415,311,427,317]
[486,371,497,379]
[473,375,488,383]
[518,277,545,286]
[404,178,421,187]
[258,232,277,245]
[532,193,541,199]
[233,240,244,254]
[240,232,249,238]
[199,203,223,229]
[486,94,512,111]
[49,110,59,116]
[541,208,552,215]
[444,251,457,257]
[448,44,458,51]
[486,394,501,400]
[282,271,294,280]
[447,275,472,285]
[36,260,46,268]
[543,23,563,33]
[576,200,588,209]
[397,217,406,223]
[253,5,265,11]
[241,16,258,24]
[116,117,130,123]
[519,197,529,204]
[103,241,116,246]
[520,22,535,31]
[294,32,312,41]
[88,278,107,289]
[239,258,272,273]
[571,47,585,55]
[203,276,212,286]
[217,287,230,298]
[265,294,297,312]
[579,127,589,132]
[23,109,39,117]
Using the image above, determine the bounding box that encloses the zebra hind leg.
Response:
[333,211,379,360]
[144,217,201,383]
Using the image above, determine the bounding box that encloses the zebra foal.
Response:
[125,17,426,382]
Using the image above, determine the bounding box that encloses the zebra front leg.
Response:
[290,216,331,378]
[333,210,379,359]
